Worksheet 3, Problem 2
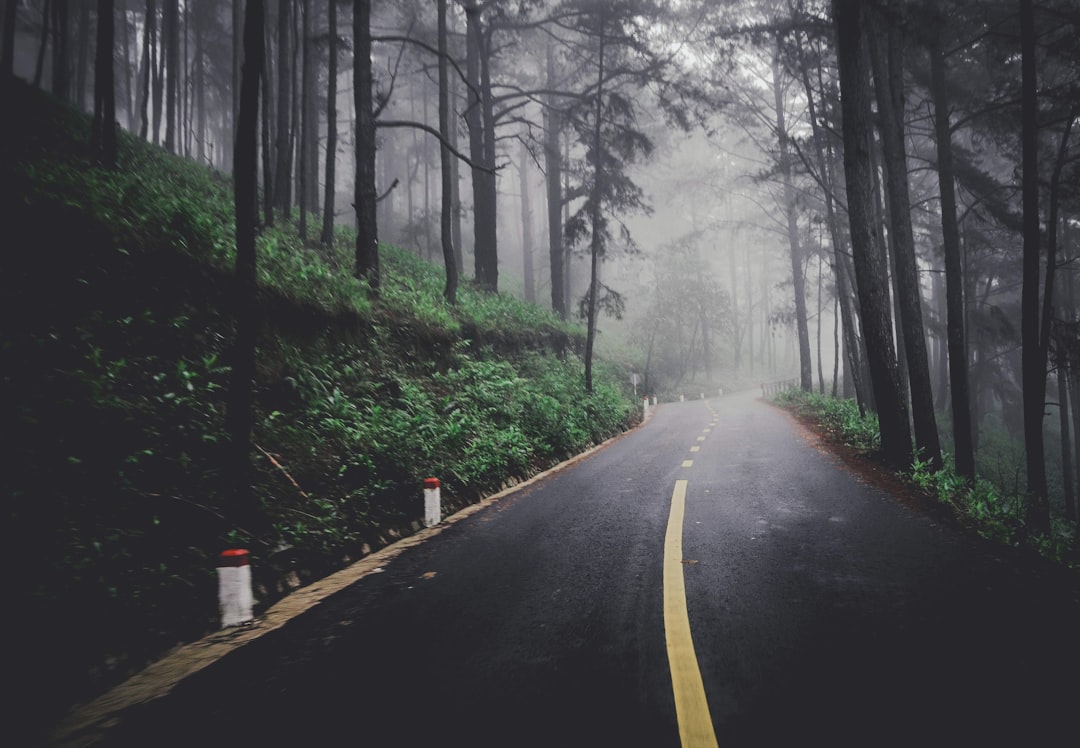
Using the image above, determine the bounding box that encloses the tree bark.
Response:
[464,2,497,292]
[320,0,338,248]
[795,35,866,406]
[520,139,535,304]
[33,0,49,89]
[92,0,116,169]
[274,0,292,218]
[834,0,912,470]
[163,0,178,152]
[544,38,565,319]
[772,37,812,392]
[2,0,16,79]
[51,0,69,101]
[353,0,378,288]
[438,0,457,303]
[138,0,154,140]
[1019,0,1050,532]
[260,22,273,227]
[227,0,269,536]
[928,14,977,480]
[868,3,942,469]
[297,0,310,239]
[584,14,607,394]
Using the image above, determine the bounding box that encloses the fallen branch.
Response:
[255,443,309,499]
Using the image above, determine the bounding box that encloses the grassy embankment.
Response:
[772,388,1079,567]
[1,79,639,732]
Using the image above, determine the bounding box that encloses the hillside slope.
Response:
[1,79,639,741]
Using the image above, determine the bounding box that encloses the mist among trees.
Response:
[4,0,1079,582]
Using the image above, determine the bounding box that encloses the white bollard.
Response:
[218,548,254,628]
[719,387,724,397]
[700,392,704,400]
[643,397,649,416]
[679,394,685,402]
[424,477,441,527]
[652,395,657,406]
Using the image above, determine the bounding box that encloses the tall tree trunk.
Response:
[817,253,825,394]
[584,17,606,394]
[746,242,754,377]
[465,2,497,291]
[260,26,273,227]
[297,0,310,239]
[273,0,291,218]
[231,0,242,169]
[438,0,458,303]
[924,1,976,479]
[1072,367,1080,524]
[92,0,116,169]
[868,3,942,470]
[772,37,812,391]
[75,1,88,110]
[1060,367,1075,522]
[51,0,69,101]
[520,139,535,304]
[138,0,154,140]
[544,38,565,318]
[122,2,134,131]
[163,0,177,152]
[353,0,378,288]
[193,0,206,163]
[33,0,50,88]
[320,0,338,247]
[1,0,16,80]
[1019,0,1049,532]
[227,0,269,536]
[448,62,462,274]
[834,0,912,470]
[478,24,498,291]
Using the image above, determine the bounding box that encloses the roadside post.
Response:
[218,549,254,628]
[424,477,441,527]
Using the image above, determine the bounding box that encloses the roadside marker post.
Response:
[643,397,649,417]
[218,549,254,628]
[424,477,441,527]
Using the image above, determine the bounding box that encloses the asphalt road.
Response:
[76,391,1080,747]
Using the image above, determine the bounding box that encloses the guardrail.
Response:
[760,378,800,396]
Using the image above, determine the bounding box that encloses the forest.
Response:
[2,0,1079,740]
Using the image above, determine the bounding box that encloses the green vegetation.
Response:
[2,80,639,728]
[773,388,1078,568]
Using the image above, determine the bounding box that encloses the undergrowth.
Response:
[2,79,637,738]
[773,389,1078,569]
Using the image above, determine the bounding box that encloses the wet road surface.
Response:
[53,392,1080,747]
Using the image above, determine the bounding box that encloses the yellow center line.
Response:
[664,480,718,747]
[690,446,701,453]
[696,436,706,442]
[682,460,694,468]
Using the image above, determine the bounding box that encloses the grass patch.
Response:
[772,389,1078,569]
[2,79,638,736]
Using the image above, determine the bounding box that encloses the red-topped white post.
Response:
[423,477,441,527]
[218,548,253,627]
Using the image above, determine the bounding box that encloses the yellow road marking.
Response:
[664,480,718,747]
[690,446,701,453]
[704,428,712,433]
[682,460,694,468]
[696,436,706,442]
